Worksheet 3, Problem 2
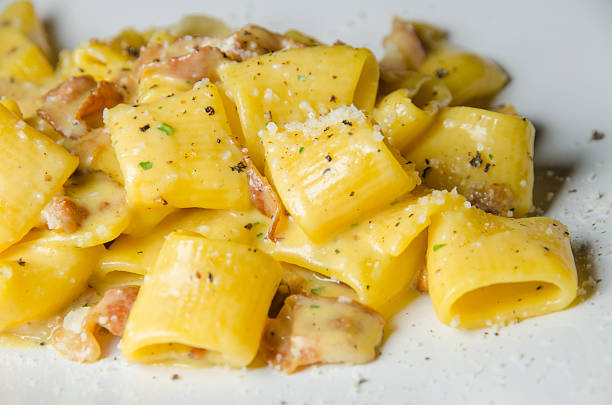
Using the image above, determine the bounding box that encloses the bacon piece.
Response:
[75,81,123,120]
[137,38,227,82]
[52,286,139,363]
[381,17,427,75]
[37,76,123,138]
[40,196,88,233]
[469,183,514,217]
[261,294,385,373]
[415,266,428,293]
[224,134,286,241]
[243,155,286,241]
[218,24,304,62]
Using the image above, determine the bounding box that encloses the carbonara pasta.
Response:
[0,1,578,372]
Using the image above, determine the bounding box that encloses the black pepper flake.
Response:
[484,163,491,173]
[127,46,140,57]
[568,189,577,193]
[205,106,215,116]
[325,154,332,162]
[216,138,221,143]
[103,240,116,250]
[422,167,432,178]
[543,246,549,251]
[591,130,605,141]
[329,95,336,102]
[334,249,340,254]
[322,168,332,175]
[244,223,253,230]
[323,126,330,132]
[435,68,448,78]
[425,158,430,165]
[349,191,355,196]
[17,258,25,266]
[536,285,543,290]
[230,161,247,173]
[208,272,214,282]
[139,124,150,132]
[342,120,353,126]
[469,152,483,167]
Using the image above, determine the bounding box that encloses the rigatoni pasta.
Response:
[0,0,579,373]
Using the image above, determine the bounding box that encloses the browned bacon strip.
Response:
[53,286,139,363]
[37,76,123,138]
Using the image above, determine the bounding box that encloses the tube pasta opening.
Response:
[450,281,562,329]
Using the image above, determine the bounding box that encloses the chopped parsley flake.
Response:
[297,75,307,81]
[488,153,493,159]
[256,232,264,238]
[310,304,320,309]
[137,251,143,254]
[299,146,305,154]
[157,123,174,135]
[433,243,447,252]
[310,287,324,296]
[350,223,358,228]
[390,200,399,206]
[139,161,153,170]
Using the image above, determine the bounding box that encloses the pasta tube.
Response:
[0,239,102,331]
[121,232,282,367]
[219,45,379,168]
[0,104,78,253]
[405,106,534,217]
[106,81,250,210]
[262,106,419,242]
[427,206,578,329]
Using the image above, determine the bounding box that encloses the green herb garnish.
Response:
[139,161,153,170]
[310,287,324,296]
[433,243,447,252]
[297,75,307,82]
[157,122,175,135]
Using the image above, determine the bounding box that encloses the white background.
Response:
[0,0,611,404]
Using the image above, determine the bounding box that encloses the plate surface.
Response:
[1,0,611,404]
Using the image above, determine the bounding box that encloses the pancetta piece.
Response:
[261,294,385,373]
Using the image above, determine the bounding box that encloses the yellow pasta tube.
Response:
[70,41,135,82]
[219,45,379,168]
[405,106,534,217]
[121,206,177,237]
[427,206,578,329]
[259,216,427,312]
[262,106,419,242]
[97,208,267,277]
[0,104,78,253]
[374,89,434,152]
[364,188,464,256]
[0,0,51,58]
[106,81,250,210]
[121,232,282,367]
[418,48,507,106]
[0,27,53,82]
[0,238,102,331]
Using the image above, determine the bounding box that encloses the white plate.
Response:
[1,0,611,404]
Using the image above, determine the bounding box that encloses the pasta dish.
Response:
[0,1,578,372]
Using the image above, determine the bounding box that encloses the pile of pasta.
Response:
[0,2,577,372]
